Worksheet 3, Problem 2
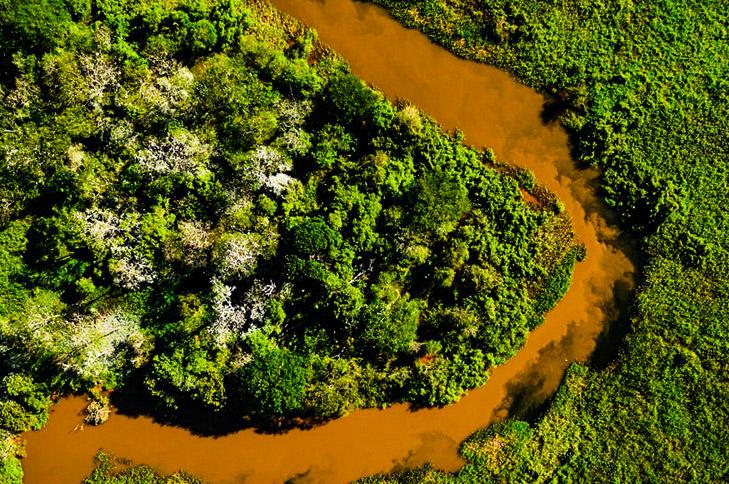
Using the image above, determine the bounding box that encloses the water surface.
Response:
[22,1,635,482]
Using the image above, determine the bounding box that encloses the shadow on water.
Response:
[589,272,641,371]
[540,97,570,125]
[495,224,641,420]
[284,468,313,484]
[499,260,641,423]
[494,322,580,424]
[109,378,329,437]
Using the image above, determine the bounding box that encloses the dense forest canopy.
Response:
[0,0,578,479]
[363,0,729,481]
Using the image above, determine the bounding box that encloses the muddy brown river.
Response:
[22,1,636,482]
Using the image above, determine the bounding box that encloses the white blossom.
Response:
[12,300,149,384]
[247,146,290,182]
[7,75,41,114]
[19,296,63,347]
[74,208,123,251]
[246,145,300,196]
[170,220,213,268]
[178,220,212,251]
[93,25,113,52]
[79,52,120,109]
[2,140,36,170]
[274,98,312,157]
[67,143,85,170]
[157,67,193,105]
[74,209,157,290]
[275,98,312,129]
[135,129,212,175]
[108,119,138,151]
[208,280,248,345]
[265,172,296,196]
[279,127,311,156]
[109,246,156,291]
[215,232,260,278]
[138,65,194,117]
[60,307,148,382]
[207,279,277,346]
[246,280,274,325]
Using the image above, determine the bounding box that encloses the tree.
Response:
[360,289,420,359]
[145,338,229,413]
[78,52,119,110]
[0,374,50,433]
[189,19,218,54]
[412,169,472,238]
[290,216,342,258]
[212,232,262,278]
[408,349,486,406]
[238,332,308,417]
[135,129,212,176]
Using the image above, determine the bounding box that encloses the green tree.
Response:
[0,374,50,433]
[145,339,229,413]
[239,332,308,416]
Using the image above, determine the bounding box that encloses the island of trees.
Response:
[0,1,579,480]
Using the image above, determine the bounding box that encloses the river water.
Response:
[22,1,636,482]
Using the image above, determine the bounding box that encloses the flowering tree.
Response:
[213,232,262,278]
[59,307,149,385]
[108,247,156,291]
[208,279,279,346]
[79,52,120,110]
[135,129,212,176]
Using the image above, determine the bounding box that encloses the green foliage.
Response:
[412,169,471,237]
[0,0,576,432]
[409,350,486,406]
[367,0,729,480]
[239,332,308,417]
[530,246,579,321]
[0,0,73,55]
[83,452,201,484]
[0,374,50,433]
[189,19,218,54]
[145,338,229,414]
[303,356,378,418]
[323,71,393,131]
[360,293,420,359]
[0,432,23,484]
[0,221,30,317]
[289,216,342,257]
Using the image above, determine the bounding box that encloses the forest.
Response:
[360,0,729,481]
[0,0,580,480]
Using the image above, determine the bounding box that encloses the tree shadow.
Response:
[589,278,638,371]
[108,378,330,437]
[540,96,569,125]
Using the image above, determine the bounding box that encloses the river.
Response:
[21,0,636,482]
